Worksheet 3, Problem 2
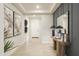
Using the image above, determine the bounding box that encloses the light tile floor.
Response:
[11,38,56,56]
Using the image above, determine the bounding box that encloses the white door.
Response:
[30,19,40,37]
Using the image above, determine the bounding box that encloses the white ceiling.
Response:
[13,3,60,14]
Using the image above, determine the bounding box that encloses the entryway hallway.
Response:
[11,38,56,56]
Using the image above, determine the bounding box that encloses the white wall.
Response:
[30,17,41,37]
[22,16,31,43]
[22,16,30,42]
[40,15,53,43]
[25,15,53,43]
[0,4,4,56]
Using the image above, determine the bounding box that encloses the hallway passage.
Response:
[11,38,56,56]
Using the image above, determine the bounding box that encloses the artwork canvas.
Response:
[4,7,13,39]
[57,12,68,34]
[14,13,21,35]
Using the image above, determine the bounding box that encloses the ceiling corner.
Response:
[50,3,61,14]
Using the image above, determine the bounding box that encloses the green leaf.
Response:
[4,40,14,52]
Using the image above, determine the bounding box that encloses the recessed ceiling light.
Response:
[36,5,39,9]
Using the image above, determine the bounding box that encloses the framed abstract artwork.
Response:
[57,12,68,34]
[14,13,22,36]
[4,6,14,39]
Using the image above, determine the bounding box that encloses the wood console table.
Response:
[53,36,68,56]
[55,38,65,56]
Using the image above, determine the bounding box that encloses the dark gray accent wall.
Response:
[53,4,69,26]
[53,3,79,56]
[69,4,79,56]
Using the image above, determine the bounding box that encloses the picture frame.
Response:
[57,12,68,34]
[14,12,22,36]
[4,6,14,39]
